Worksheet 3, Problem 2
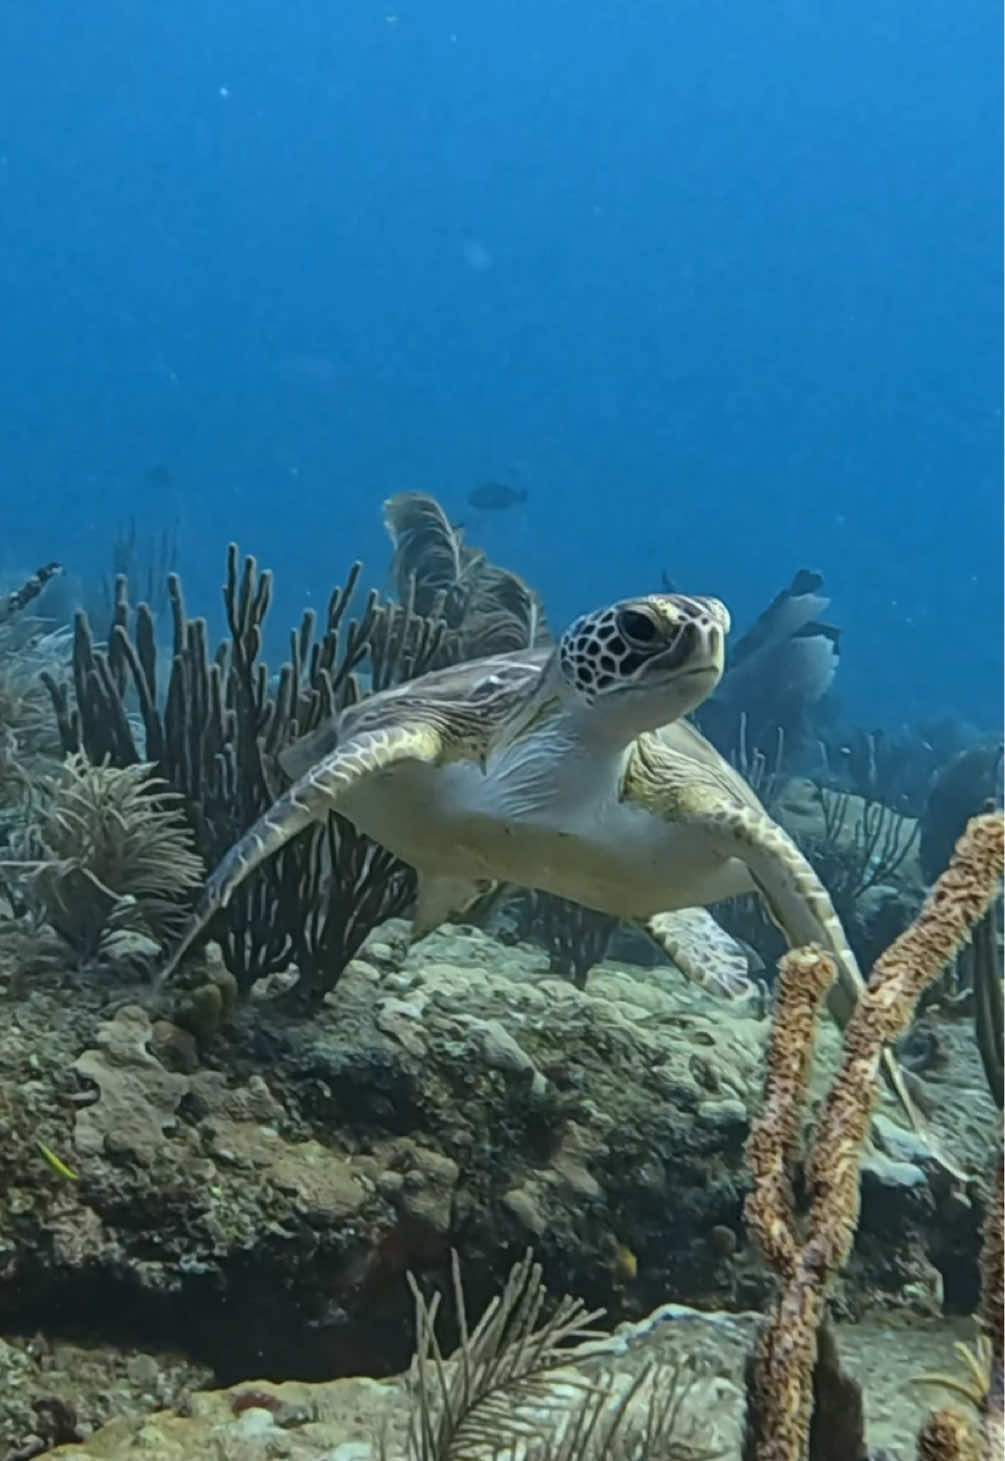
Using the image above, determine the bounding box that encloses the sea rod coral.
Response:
[43,547,451,1003]
[742,810,1004,1461]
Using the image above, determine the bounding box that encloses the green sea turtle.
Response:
[157,590,929,1139]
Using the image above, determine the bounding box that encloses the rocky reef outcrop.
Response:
[0,915,995,1459]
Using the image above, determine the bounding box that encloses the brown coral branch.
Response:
[807,813,1004,1279]
[745,947,835,1283]
[744,811,1004,1461]
[980,1131,1004,1459]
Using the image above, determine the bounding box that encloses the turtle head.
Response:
[557,594,729,739]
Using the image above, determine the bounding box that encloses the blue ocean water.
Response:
[1,0,1000,730]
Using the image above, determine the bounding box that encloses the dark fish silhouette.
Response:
[146,465,175,494]
[467,481,528,511]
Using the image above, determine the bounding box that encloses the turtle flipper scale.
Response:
[156,722,445,987]
[676,796,868,1008]
[643,908,753,998]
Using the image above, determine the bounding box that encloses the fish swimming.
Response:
[467,482,528,511]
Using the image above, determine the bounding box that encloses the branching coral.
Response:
[43,547,451,1002]
[978,1132,1004,1458]
[8,752,203,957]
[104,516,180,620]
[0,629,68,803]
[514,890,619,989]
[0,565,67,803]
[970,909,1003,1109]
[813,781,920,906]
[742,811,1004,1461]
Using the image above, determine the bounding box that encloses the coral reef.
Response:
[1,523,1000,1461]
[384,492,549,656]
[796,778,922,973]
[978,1131,1003,1457]
[0,1334,208,1461]
[102,517,180,624]
[6,753,203,958]
[0,930,759,1386]
[716,776,930,981]
[15,1297,749,1461]
[12,1282,992,1458]
[42,547,450,1003]
[0,634,67,810]
[402,1248,715,1460]
[919,745,1002,880]
[3,905,993,1457]
[742,811,1004,1460]
[511,890,619,989]
[0,565,67,808]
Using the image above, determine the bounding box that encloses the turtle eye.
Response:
[617,608,660,646]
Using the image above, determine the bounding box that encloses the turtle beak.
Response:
[658,615,725,682]
[649,596,728,674]
[694,619,726,678]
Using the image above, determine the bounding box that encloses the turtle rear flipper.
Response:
[643,907,753,998]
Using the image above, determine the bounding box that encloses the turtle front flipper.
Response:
[156,721,447,987]
[643,908,754,998]
[672,793,959,1166]
[681,798,868,1014]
